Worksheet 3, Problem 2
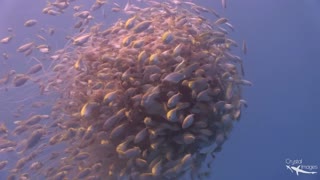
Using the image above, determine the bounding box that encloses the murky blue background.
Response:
[0,0,319,180]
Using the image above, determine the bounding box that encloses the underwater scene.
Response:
[0,0,319,180]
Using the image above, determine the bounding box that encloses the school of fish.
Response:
[0,0,250,179]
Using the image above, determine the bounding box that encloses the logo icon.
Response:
[285,158,318,176]
[286,165,317,176]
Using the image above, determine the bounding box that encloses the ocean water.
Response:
[0,0,319,180]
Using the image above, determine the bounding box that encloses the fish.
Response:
[25,129,45,150]
[24,48,33,56]
[122,35,134,47]
[15,157,29,169]
[183,133,195,144]
[92,162,102,172]
[74,11,90,19]
[167,93,182,109]
[151,160,162,176]
[149,54,159,65]
[75,58,88,72]
[116,136,134,154]
[173,43,183,57]
[77,168,91,179]
[73,5,82,11]
[48,28,55,35]
[0,138,16,149]
[197,89,213,102]
[132,40,144,48]
[2,52,9,59]
[22,115,49,126]
[187,78,208,93]
[162,72,186,84]
[144,117,157,127]
[90,0,106,11]
[242,40,247,54]
[215,133,225,146]
[59,165,73,172]
[135,158,147,168]
[13,74,29,87]
[73,33,91,46]
[122,147,141,159]
[51,1,69,10]
[53,171,67,180]
[0,160,8,170]
[182,114,194,129]
[124,0,133,12]
[74,152,90,161]
[0,123,8,134]
[125,16,136,29]
[36,34,47,41]
[132,21,152,33]
[138,51,148,65]
[134,128,148,144]
[112,7,121,12]
[199,128,214,136]
[162,31,174,44]
[17,42,34,52]
[38,46,50,53]
[0,35,13,44]
[225,22,234,31]
[47,9,61,16]
[0,70,15,85]
[110,123,127,139]
[181,153,192,166]
[236,79,253,86]
[166,108,179,122]
[83,126,94,140]
[103,109,126,130]
[222,0,227,8]
[30,161,43,171]
[80,102,99,118]
[24,19,38,27]
[73,20,83,29]
[214,17,228,25]
[103,91,120,105]
[26,64,43,75]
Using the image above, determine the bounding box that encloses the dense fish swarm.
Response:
[0,0,250,179]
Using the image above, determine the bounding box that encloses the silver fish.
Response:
[24,19,37,27]
[162,72,186,84]
[167,93,182,109]
[74,152,90,161]
[25,129,45,150]
[17,42,34,52]
[222,0,227,8]
[182,114,194,129]
[183,133,195,144]
[73,33,91,46]
[242,40,247,54]
[110,123,127,139]
[214,17,228,25]
[26,64,43,75]
[122,147,141,159]
[77,168,91,179]
[13,74,29,87]
[0,160,8,170]
[134,128,148,144]
[133,21,152,33]
[0,35,13,44]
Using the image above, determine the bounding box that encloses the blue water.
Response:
[0,0,319,180]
